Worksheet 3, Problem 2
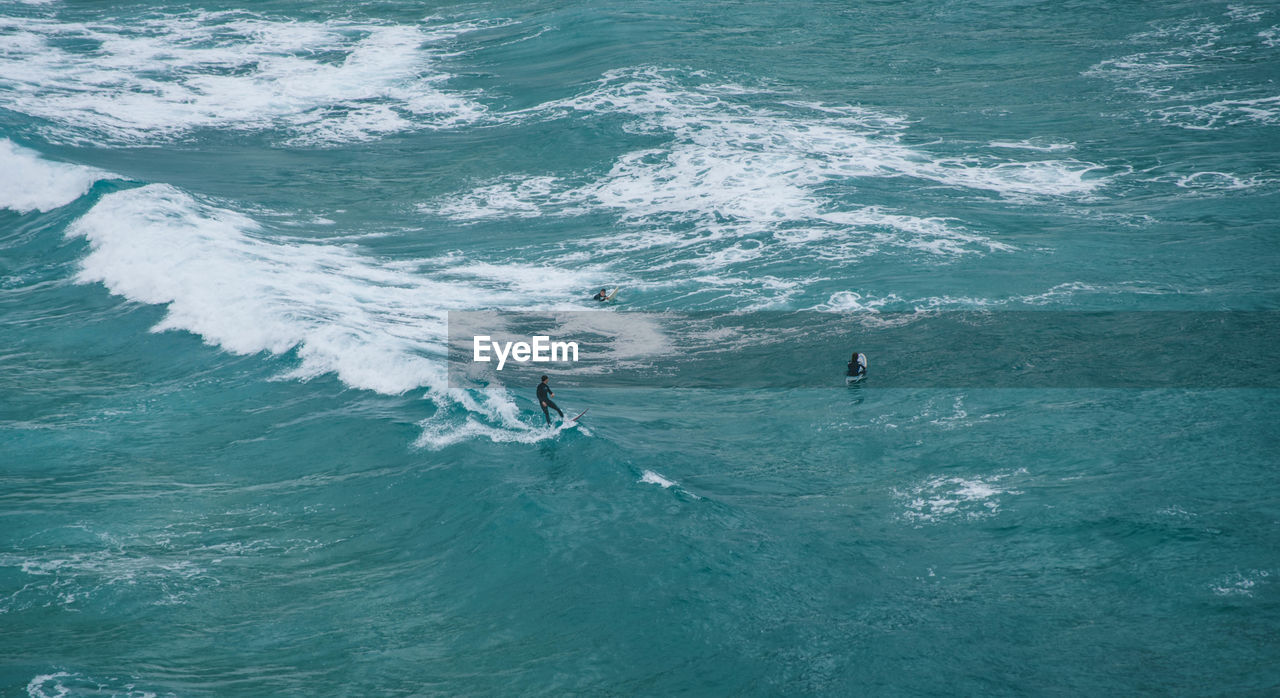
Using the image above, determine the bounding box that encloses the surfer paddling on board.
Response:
[536,375,564,425]
[592,287,620,302]
[847,351,867,380]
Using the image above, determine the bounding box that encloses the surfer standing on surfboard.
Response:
[536,375,564,425]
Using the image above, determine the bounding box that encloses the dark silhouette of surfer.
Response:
[536,375,564,425]
[848,352,867,379]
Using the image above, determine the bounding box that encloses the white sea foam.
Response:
[424,68,1099,290]
[26,672,158,698]
[1226,5,1265,23]
[1174,170,1269,190]
[0,514,337,614]
[536,68,1102,198]
[1012,280,1194,304]
[1150,95,1280,129]
[430,176,562,220]
[0,525,217,613]
[0,12,491,145]
[65,184,597,446]
[413,409,591,450]
[988,139,1076,152]
[1212,569,1270,597]
[808,281,1174,315]
[26,673,72,698]
[640,470,676,488]
[898,470,1024,525]
[72,185,465,393]
[1086,16,1280,129]
[0,139,112,213]
[1084,20,1224,102]
[814,291,903,313]
[813,278,1203,314]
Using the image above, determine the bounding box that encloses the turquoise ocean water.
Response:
[2,0,1279,694]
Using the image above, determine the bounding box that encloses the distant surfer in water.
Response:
[848,352,867,379]
[537,375,564,425]
[593,288,609,302]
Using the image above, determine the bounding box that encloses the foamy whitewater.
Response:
[0,139,110,213]
[3,0,1278,694]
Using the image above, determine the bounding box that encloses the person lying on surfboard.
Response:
[592,287,620,302]
[536,375,564,425]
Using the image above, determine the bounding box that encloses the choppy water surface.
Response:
[2,0,1278,694]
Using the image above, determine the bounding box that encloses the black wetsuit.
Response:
[593,291,608,301]
[537,382,563,424]
[847,355,866,378]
